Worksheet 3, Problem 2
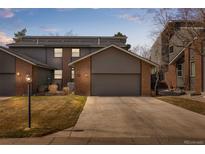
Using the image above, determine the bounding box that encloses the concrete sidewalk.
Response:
[0,137,204,145]
[0,97,10,101]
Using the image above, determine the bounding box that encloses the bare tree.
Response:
[132,44,151,59]
[150,9,205,94]
[152,8,205,50]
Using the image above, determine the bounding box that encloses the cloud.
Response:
[118,13,142,23]
[0,9,15,18]
[0,32,13,46]
[40,26,59,32]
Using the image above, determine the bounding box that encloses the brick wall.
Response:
[141,61,152,96]
[165,63,177,89]
[74,58,91,95]
[62,48,72,87]
[184,48,190,90]
[15,58,32,96]
[193,40,202,94]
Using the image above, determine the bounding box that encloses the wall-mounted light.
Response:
[84,73,88,77]
[16,72,20,76]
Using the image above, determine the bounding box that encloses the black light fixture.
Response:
[25,74,32,128]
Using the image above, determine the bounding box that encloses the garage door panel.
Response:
[91,74,140,96]
[0,74,15,96]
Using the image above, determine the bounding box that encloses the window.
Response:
[169,46,174,53]
[71,67,75,79]
[177,64,183,77]
[190,62,195,77]
[54,70,62,79]
[72,48,80,57]
[54,48,62,57]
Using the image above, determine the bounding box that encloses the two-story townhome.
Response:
[7,36,127,89]
[151,20,205,94]
[0,35,157,96]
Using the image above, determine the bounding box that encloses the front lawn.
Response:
[0,95,86,138]
[157,96,205,115]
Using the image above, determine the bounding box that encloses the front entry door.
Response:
[176,63,184,89]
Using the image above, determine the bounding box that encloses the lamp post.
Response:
[25,74,32,128]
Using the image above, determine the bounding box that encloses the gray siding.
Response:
[46,48,62,69]
[71,47,101,61]
[11,47,62,69]
[32,67,53,93]
[0,75,16,96]
[11,47,102,69]
[150,36,162,65]
[91,47,141,96]
[0,50,16,96]
[11,47,47,63]
[0,50,15,73]
[92,47,141,74]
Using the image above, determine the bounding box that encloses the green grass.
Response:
[0,95,86,138]
[157,96,205,115]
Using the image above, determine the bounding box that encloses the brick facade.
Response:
[193,41,202,94]
[74,56,154,96]
[74,58,91,96]
[184,48,190,90]
[62,48,72,87]
[141,61,152,96]
[15,58,33,96]
[165,39,204,93]
[165,64,177,89]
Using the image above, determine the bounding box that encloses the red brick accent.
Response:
[193,41,202,94]
[184,48,190,90]
[74,58,91,95]
[62,48,72,87]
[15,58,32,96]
[141,61,152,96]
[165,64,177,89]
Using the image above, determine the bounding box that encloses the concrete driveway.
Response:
[1,96,205,145]
[69,97,205,143]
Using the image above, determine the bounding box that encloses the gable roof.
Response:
[68,45,158,67]
[0,46,54,70]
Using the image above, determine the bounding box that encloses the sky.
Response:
[0,8,159,48]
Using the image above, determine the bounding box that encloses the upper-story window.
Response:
[54,48,63,57]
[169,46,174,53]
[72,48,80,57]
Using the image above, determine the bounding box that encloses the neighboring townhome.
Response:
[150,20,205,94]
[0,35,157,96]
